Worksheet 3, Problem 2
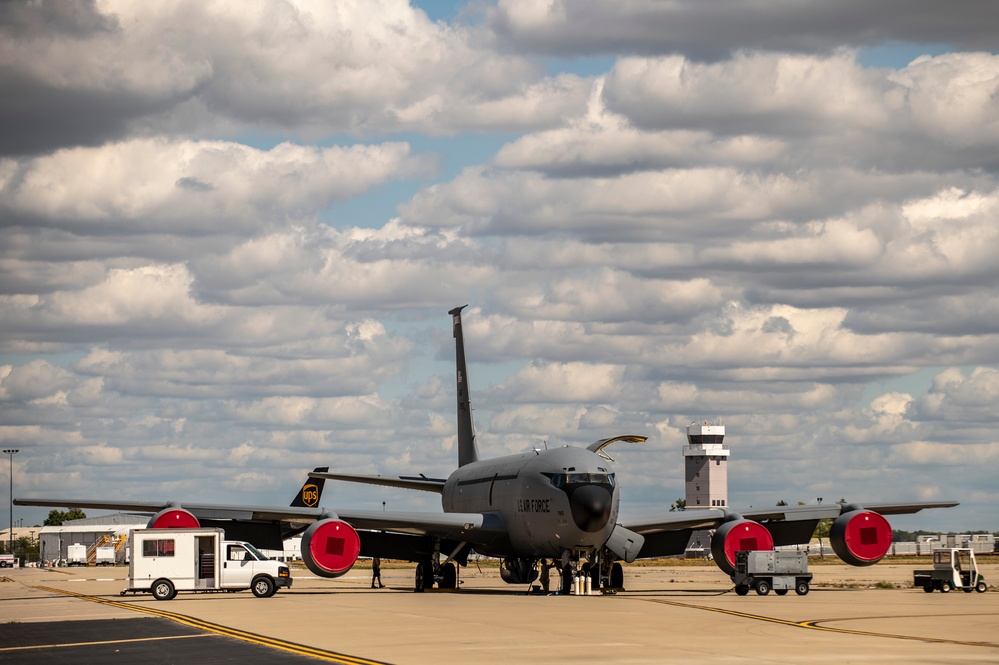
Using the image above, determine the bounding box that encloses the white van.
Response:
[121,527,291,600]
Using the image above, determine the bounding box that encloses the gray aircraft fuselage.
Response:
[442,446,619,558]
[436,305,625,562]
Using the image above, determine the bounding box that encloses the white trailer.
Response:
[121,527,292,600]
[67,543,87,566]
[95,546,116,566]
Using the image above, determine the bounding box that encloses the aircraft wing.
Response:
[334,508,506,541]
[619,509,728,534]
[15,496,507,546]
[14,497,328,524]
[621,499,959,535]
[308,471,447,493]
[620,500,959,558]
[738,500,960,522]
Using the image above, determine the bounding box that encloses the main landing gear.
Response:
[413,539,464,592]
[414,560,459,592]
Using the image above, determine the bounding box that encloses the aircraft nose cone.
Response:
[569,484,612,533]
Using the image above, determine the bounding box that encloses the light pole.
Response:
[3,449,17,557]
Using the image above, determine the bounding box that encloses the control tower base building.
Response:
[684,422,729,510]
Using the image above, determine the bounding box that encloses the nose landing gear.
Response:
[556,548,624,594]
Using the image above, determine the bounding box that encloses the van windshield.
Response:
[242,543,268,561]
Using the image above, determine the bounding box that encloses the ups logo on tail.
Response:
[301,484,319,507]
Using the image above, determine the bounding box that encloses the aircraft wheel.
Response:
[940,581,951,593]
[923,585,934,593]
[414,562,426,592]
[151,579,176,601]
[415,561,433,592]
[252,576,276,598]
[755,580,771,596]
[734,585,749,596]
[976,581,987,593]
[795,580,810,596]
[610,562,624,589]
[775,589,788,596]
[440,562,457,589]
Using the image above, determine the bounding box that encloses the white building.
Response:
[37,514,305,565]
[38,514,148,565]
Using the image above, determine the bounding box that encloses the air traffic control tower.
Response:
[683,422,729,509]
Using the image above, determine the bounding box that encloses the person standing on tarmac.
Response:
[371,557,384,588]
[539,559,552,592]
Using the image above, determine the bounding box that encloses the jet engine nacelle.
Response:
[301,518,361,578]
[829,506,892,566]
[710,515,774,575]
[500,557,539,585]
[147,507,200,529]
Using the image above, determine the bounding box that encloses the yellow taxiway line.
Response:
[31,585,388,665]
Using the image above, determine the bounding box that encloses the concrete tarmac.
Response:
[1,561,997,664]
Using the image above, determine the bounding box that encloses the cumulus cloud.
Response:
[2,1,997,529]
[0,139,425,235]
[601,52,999,170]
[486,0,999,59]
[0,0,591,155]
[0,360,77,402]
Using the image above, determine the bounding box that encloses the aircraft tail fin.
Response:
[290,467,329,508]
[450,306,479,467]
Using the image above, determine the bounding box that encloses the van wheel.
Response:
[151,579,176,601]
[252,576,276,598]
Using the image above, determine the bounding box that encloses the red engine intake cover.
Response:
[147,507,200,529]
[830,509,892,566]
[710,519,774,575]
[301,518,361,578]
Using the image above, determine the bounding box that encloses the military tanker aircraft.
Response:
[17,306,957,592]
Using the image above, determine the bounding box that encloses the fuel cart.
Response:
[733,550,812,596]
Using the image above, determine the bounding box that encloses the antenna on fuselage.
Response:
[450,305,479,467]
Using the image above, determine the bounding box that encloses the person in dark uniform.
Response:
[371,557,384,588]
[539,559,552,592]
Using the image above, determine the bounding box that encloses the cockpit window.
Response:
[547,472,615,488]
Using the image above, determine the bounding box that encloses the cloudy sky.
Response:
[3,0,998,533]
